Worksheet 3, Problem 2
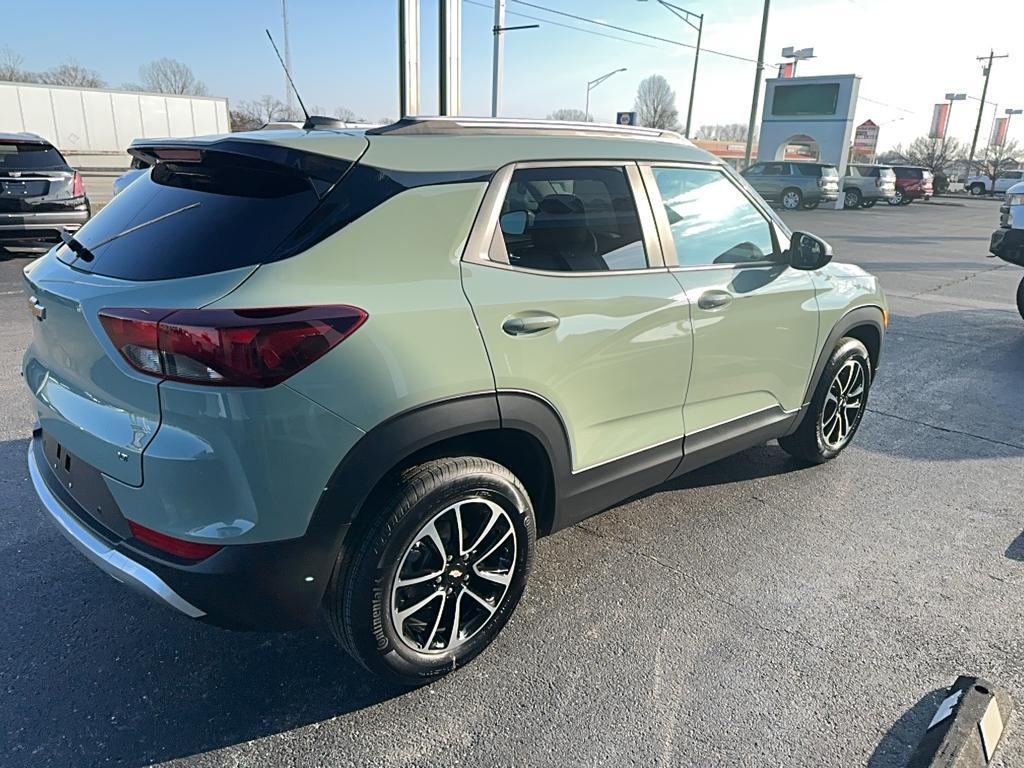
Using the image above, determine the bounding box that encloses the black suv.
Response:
[0,132,90,246]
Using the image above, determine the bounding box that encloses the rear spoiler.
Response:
[128,138,360,198]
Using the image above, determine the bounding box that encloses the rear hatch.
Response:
[819,165,840,192]
[0,139,80,213]
[23,133,366,486]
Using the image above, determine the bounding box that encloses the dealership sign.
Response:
[990,117,1009,147]
[853,119,879,156]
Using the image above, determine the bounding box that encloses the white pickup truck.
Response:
[988,181,1024,320]
[966,170,1024,195]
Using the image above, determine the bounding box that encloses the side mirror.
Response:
[788,231,833,270]
[499,210,528,236]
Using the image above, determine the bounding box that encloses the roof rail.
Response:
[367,116,684,141]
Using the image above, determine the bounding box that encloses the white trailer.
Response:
[0,81,230,170]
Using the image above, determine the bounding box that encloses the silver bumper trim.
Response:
[28,441,206,619]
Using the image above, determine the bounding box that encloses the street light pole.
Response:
[743,0,770,169]
[638,1,703,138]
[585,68,627,122]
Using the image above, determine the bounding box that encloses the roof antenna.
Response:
[265,28,312,127]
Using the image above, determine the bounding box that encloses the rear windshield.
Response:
[0,141,68,171]
[62,143,355,281]
[879,167,896,179]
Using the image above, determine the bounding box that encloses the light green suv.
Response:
[23,117,886,684]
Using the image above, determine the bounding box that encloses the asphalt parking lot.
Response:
[1,197,1022,767]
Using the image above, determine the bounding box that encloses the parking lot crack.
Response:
[866,408,1024,451]
[910,262,1009,298]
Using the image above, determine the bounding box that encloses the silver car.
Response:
[740,161,841,210]
[842,165,897,209]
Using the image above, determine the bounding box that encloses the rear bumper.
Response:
[0,209,90,242]
[27,431,344,630]
[990,227,1024,267]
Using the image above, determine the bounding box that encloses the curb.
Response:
[908,676,1013,767]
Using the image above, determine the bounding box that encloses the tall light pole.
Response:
[968,50,1009,172]
[940,92,966,158]
[281,0,295,118]
[490,0,539,117]
[780,46,814,77]
[742,0,771,168]
[637,0,703,138]
[585,68,627,122]
[1006,107,1024,140]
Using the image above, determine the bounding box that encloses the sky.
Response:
[3,0,1023,151]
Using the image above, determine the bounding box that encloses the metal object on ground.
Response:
[908,676,1012,767]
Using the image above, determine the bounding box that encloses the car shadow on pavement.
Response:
[656,442,808,493]
[866,688,945,768]
[1005,531,1024,561]
[0,438,406,768]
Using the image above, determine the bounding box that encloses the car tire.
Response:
[325,456,536,686]
[860,199,877,209]
[1017,276,1024,321]
[779,337,872,465]
[781,188,803,210]
[801,199,820,210]
[887,189,904,206]
[843,189,862,209]
[900,195,913,205]
[969,183,986,196]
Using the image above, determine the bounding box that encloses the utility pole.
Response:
[491,0,505,117]
[439,0,461,115]
[490,0,537,118]
[282,0,295,118]
[743,0,770,168]
[968,50,1008,172]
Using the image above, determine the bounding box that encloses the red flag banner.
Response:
[929,103,950,139]
[990,117,1009,147]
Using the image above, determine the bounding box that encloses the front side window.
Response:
[497,166,648,272]
[652,166,778,267]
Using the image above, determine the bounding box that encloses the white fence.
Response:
[0,82,230,169]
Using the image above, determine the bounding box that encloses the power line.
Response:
[507,0,760,64]
[463,0,659,50]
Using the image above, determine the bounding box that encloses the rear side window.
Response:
[496,166,648,272]
[898,167,924,179]
[793,164,820,177]
[0,141,68,171]
[652,166,778,267]
[62,144,355,281]
[851,166,879,178]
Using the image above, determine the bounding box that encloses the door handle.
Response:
[501,313,560,336]
[697,291,732,311]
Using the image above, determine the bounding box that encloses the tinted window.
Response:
[793,164,820,177]
[758,163,788,176]
[63,146,354,281]
[897,167,924,179]
[652,166,777,267]
[498,166,647,272]
[851,166,878,178]
[743,164,765,176]
[0,141,68,171]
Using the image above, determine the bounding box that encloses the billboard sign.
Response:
[929,103,950,139]
[990,117,1009,147]
[853,119,879,157]
[616,111,637,126]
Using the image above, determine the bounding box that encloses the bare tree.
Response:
[696,123,749,141]
[334,106,357,122]
[38,60,105,88]
[547,108,592,122]
[978,139,1021,181]
[0,46,37,83]
[125,58,207,95]
[634,75,680,131]
[230,95,290,131]
[881,136,965,173]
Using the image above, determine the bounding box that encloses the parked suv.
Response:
[740,160,841,210]
[887,165,934,205]
[842,164,897,209]
[967,170,1024,196]
[989,180,1024,319]
[1,132,90,246]
[24,118,886,684]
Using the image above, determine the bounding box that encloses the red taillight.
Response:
[71,171,85,197]
[98,305,367,387]
[128,520,223,561]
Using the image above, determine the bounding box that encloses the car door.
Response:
[461,161,693,473]
[997,172,1021,194]
[641,162,819,443]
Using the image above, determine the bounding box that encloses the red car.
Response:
[887,165,934,205]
